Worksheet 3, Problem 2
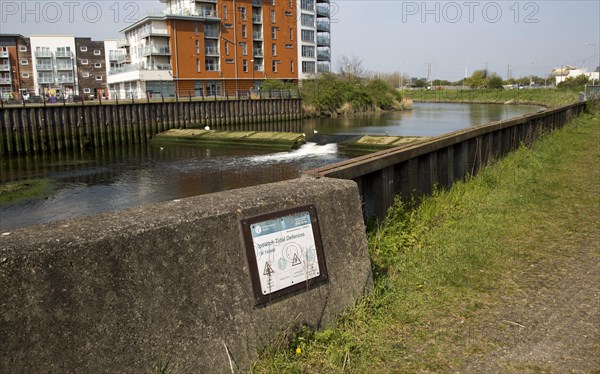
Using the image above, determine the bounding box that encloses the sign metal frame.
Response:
[241,205,329,305]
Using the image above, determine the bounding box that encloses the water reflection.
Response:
[0,102,541,230]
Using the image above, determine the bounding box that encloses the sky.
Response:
[1,0,599,81]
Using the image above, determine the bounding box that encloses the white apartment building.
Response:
[297,0,331,79]
[29,36,77,96]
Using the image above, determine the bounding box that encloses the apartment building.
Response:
[108,0,306,99]
[0,34,34,99]
[75,38,108,99]
[297,0,331,79]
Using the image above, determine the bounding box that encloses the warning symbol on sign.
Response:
[292,253,302,266]
[263,262,275,276]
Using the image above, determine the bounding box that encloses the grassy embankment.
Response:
[0,179,54,204]
[252,102,599,372]
[408,88,580,107]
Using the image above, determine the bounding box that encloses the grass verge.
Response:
[251,104,599,372]
[407,89,580,107]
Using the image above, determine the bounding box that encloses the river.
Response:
[0,102,542,231]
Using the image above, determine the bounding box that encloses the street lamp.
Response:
[585,43,598,85]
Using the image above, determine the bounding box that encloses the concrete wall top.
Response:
[1,176,373,373]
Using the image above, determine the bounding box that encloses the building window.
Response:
[224,23,233,29]
[243,59,248,72]
[81,59,88,65]
[20,59,28,65]
[223,5,227,19]
[242,25,247,38]
[301,13,314,27]
[94,63,102,68]
[239,7,246,20]
[19,46,27,52]
[83,72,90,77]
[196,58,200,72]
[225,42,229,55]
[290,28,293,40]
[302,45,315,57]
[301,0,314,11]
[271,9,275,23]
[302,61,316,73]
[285,44,293,49]
[240,42,247,55]
[226,59,234,64]
[80,46,88,52]
[83,88,91,94]
[272,60,279,72]
[94,50,101,56]
[272,43,277,56]
[21,72,29,78]
[272,27,278,39]
[196,40,200,54]
[291,60,294,73]
[301,29,314,42]
[95,75,103,80]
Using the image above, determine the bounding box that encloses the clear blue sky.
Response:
[2,0,599,80]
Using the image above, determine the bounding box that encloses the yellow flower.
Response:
[295,347,302,355]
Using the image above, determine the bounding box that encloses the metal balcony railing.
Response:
[205,47,219,56]
[56,64,74,71]
[140,26,170,38]
[0,77,11,84]
[252,14,262,23]
[117,39,130,48]
[142,46,171,56]
[253,48,263,57]
[36,64,53,71]
[317,36,330,46]
[316,20,330,32]
[316,4,330,17]
[253,32,263,40]
[58,76,74,84]
[56,50,73,58]
[38,77,54,84]
[35,50,53,58]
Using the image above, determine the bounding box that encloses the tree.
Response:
[485,74,504,89]
[465,70,488,88]
[336,55,365,78]
[557,74,590,89]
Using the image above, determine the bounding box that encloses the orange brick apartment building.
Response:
[107,0,330,99]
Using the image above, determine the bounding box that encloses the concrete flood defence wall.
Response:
[0,178,373,373]
[0,98,303,157]
[305,102,587,220]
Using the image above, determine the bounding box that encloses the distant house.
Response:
[552,65,599,85]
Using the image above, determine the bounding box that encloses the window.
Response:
[301,0,314,11]
[196,58,200,72]
[301,29,314,42]
[302,61,316,73]
[285,44,293,49]
[19,46,27,52]
[20,59,28,65]
[21,72,29,78]
[94,63,102,68]
[95,75,103,81]
[81,59,89,65]
[223,5,227,19]
[205,58,219,71]
[272,43,277,56]
[271,0,275,5]
[82,72,90,77]
[291,60,294,73]
[224,23,233,29]
[301,13,314,27]
[83,88,91,94]
[271,27,278,39]
[240,42,247,55]
[94,50,101,56]
[290,28,294,40]
[302,45,315,57]
[271,9,275,23]
[272,59,279,72]
[196,40,200,54]
[80,46,88,52]
[226,59,234,64]
[225,42,229,55]
[243,59,248,72]
[242,25,247,38]
[239,7,246,20]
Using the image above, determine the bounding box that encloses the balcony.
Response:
[56,64,73,71]
[253,32,263,40]
[205,47,219,56]
[317,35,330,46]
[316,20,330,32]
[254,65,264,72]
[199,9,219,19]
[109,63,171,74]
[195,0,216,2]
[252,14,262,23]
[58,76,74,84]
[35,50,52,58]
[252,0,262,7]
[109,52,131,63]
[36,64,53,71]
[317,62,330,73]
[0,64,10,72]
[117,39,130,48]
[317,49,330,61]
[0,77,11,85]
[316,4,330,17]
[56,50,73,58]
[253,48,263,57]
[204,30,219,38]
[142,46,171,56]
[38,77,54,84]
[0,51,9,58]
[140,26,170,39]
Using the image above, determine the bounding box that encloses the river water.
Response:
[0,102,542,231]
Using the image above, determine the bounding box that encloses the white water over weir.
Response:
[247,142,338,164]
